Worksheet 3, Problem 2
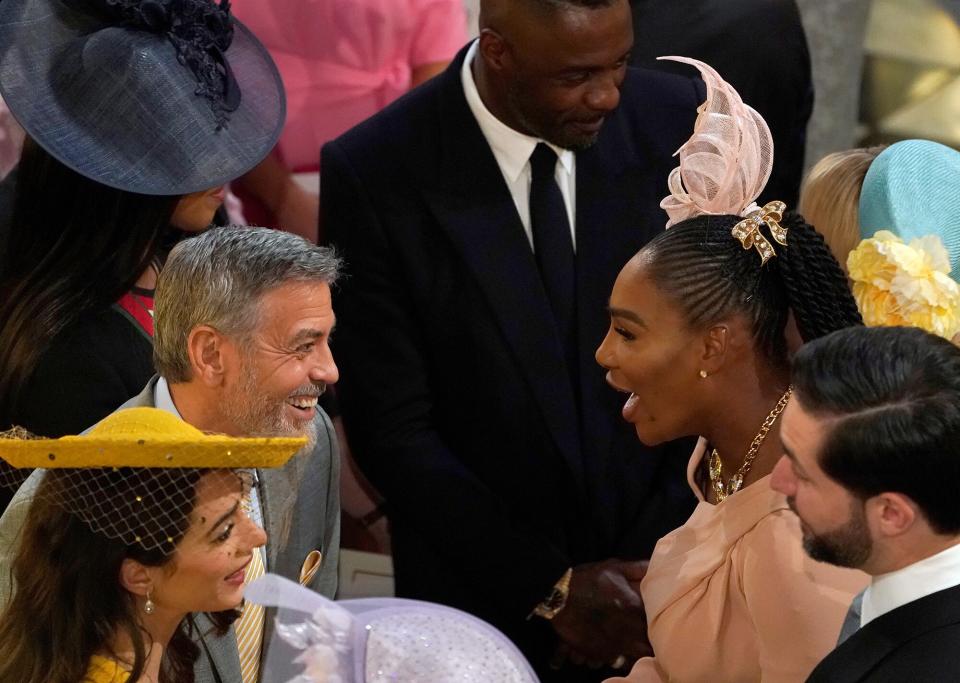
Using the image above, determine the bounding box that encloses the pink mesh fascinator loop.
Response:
[659,56,774,228]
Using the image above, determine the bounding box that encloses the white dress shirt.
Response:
[154,377,267,559]
[460,40,577,251]
[861,540,960,627]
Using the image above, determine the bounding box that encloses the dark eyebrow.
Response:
[206,499,240,536]
[781,442,808,476]
[607,306,647,328]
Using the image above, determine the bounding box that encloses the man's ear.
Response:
[478,28,508,74]
[870,492,918,539]
[186,325,228,387]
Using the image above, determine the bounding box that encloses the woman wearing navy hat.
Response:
[0,0,285,478]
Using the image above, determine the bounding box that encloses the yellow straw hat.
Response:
[0,407,309,554]
[0,406,307,469]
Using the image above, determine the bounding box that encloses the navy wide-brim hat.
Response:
[0,0,286,196]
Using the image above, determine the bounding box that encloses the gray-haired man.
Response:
[0,226,342,683]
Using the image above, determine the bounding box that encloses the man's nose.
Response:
[770,455,796,496]
[585,73,621,113]
[309,345,339,385]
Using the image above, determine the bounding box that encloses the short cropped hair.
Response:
[792,326,960,533]
[154,226,342,382]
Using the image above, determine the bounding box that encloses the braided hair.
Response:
[640,211,863,369]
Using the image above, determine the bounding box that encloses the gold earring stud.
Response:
[699,370,708,378]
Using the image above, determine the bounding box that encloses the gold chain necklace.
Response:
[708,386,793,502]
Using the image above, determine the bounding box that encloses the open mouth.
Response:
[605,373,641,421]
[225,557,252,584]
[285,395,318,418]
[605,372,631,394]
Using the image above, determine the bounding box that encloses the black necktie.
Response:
[529,143,578,382]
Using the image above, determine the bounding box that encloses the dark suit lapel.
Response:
[809,584,960,682]
[422,48,583,481]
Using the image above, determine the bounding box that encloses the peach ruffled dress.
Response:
[606,439,868,683]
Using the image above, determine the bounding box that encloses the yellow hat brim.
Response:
[0,407,308,468]
[0,435,307,469]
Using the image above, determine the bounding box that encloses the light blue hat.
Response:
[859,139,960,281]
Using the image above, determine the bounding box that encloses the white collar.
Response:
[862,540,960,627]
[154,376,183,419]
[460,40,574,183]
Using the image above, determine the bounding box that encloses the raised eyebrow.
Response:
[206,499,240,536]
[606,305,647,327]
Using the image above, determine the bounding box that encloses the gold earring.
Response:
[144,590,155,615]
[699,370,708,378]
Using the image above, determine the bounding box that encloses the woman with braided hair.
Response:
[597,59,868,683]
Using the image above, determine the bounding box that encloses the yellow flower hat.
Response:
[0,406,307,469]
[847,230,960,340]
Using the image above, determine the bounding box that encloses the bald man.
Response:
[322,1,703,679]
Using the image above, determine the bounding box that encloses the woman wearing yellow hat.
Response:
[0,407,305,683]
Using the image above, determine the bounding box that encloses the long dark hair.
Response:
[642,211,864,367]
[0,140,179,426]
[0,469,237,683]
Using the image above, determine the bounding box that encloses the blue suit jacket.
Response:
[322,45,702,680]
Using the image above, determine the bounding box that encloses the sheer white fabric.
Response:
[247,574,540,683]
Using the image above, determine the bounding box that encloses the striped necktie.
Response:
[236,543,266,682]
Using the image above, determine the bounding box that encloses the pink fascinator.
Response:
[659,57,774,228]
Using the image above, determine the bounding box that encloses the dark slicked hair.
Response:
[641,211,863,368]
[793,326,960,534]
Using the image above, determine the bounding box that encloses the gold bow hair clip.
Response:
[731,201,788,265]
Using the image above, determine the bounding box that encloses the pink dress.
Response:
[606,439,868,683]
[231,0,467,172]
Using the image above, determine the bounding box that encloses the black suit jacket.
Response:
[807,584,960,682]
[630,0,812,207]
[322,45,700,680]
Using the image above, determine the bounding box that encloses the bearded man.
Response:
[772,326,960,682]
[0,226,342,683]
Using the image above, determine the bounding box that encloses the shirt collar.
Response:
[460,40,574,183]
[862,540,960,626]
[154,376,183,419]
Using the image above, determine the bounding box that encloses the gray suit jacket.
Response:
[0,376,341,683]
